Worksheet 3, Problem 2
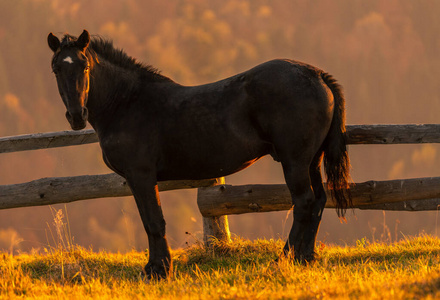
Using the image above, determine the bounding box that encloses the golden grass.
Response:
[1,235,440,299]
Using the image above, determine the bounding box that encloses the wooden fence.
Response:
[2,124,440,244]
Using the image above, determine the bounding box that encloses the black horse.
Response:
[47,30,351,279]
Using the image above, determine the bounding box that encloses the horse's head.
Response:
[48,30,91,130]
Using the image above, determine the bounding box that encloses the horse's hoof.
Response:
[139,271,151,283]
[294,252,316,265]
[143,261,169,281]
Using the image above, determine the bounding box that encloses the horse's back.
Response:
[244,59,331,103]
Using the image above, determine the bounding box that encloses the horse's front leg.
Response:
[126,171,171,280]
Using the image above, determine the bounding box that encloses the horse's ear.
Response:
[77,30,90,52]
[47,32,60,52]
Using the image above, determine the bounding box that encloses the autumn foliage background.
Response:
[1,0,440,253]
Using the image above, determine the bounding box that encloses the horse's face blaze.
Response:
[48,30,91,130]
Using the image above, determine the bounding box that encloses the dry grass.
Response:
[1,235,440,299]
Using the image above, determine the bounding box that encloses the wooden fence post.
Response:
[202,215,231,246]
[197,177,231,246]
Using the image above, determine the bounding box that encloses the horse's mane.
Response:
[60,34,172,82]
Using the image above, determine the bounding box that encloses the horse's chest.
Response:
[98,133,154,175]
[99,141,126,175]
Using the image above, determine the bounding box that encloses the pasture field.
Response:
[1,235,440,299]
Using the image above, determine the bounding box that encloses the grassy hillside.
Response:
[1,236,440,299]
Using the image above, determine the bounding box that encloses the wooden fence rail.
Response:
[345,124,440,144]
[0,129,97,153]
[2,124,440,244]
[197,177,440,217]
[2,124,440,153]
[0,173,221,210]
[3,173,440,212]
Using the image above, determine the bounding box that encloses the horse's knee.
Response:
[292,187,315,213]
[147,219,166,237]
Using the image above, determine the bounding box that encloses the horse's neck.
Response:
[87,62,138,132]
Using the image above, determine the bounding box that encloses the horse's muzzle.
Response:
[66,107,88,130]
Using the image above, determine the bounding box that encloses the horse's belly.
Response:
[156,145,268,181]
[157,159,262,181]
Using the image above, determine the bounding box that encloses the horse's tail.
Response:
[321,72,352,217]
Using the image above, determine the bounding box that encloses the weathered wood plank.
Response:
[197,177,231,246]
[0,173,221,210]
[0,129,98,153]
[358,198,440,211]
[197,177,440,217]
[202,215,232,246]
[346,124,440,144]
[1,124,440,153]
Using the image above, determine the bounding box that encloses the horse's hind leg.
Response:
[298,151,327,260]
[280,150,328,262]
[280,157,315,262]
[281,151,327,262]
